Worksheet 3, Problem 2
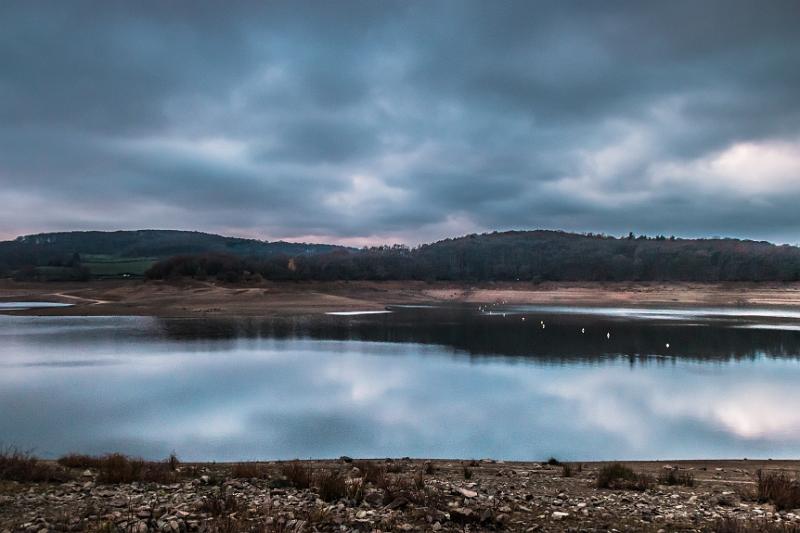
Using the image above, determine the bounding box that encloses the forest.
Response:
[143,230,800,283]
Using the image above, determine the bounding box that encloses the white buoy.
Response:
[665,343,670,348]
[542,323,546,329]
[581,328,585,334]
[522,317,525,321]
[606,332,611,339]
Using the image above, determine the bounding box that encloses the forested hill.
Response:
[0,230,348,280]
[146,230,800,283]
[3,229,800,282]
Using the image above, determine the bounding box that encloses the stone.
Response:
[456,487,478,498]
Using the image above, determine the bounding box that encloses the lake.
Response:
[2,304,800,461]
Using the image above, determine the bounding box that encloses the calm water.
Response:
[3,305,800,461]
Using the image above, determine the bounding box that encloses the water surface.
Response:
[2,306,800,461]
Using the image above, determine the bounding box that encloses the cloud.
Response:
[1,1,799,244]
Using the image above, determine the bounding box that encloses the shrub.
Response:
[57,453,104,469]
[546,457,561,466]
[316,470,347,502]
[96,453,177,484]
[757,470,800,511]
[354,461,386,485]
[659,469,695,487]
[463,466,473,480]
[423,461,435,475]
[281,461,313,489]
[597,463,652,491]
[231,462,268,479]
[200,487,240,517]
[0,447,71,483]
[562,463,573,477]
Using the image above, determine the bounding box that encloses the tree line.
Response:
[143,230,800,283]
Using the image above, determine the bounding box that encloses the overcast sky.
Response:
[1,1,799,245]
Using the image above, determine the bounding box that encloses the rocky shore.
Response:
[2,457,800,532]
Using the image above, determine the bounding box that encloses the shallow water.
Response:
[0,301,73,311]
[2,306,800,461]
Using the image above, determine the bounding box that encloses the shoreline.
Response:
[3,279,800,318]
[2,456,799,531]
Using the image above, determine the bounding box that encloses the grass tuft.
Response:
[280,460,313,489]
[658,469,695,487]
[757,470,800,511]
[231,462,268,479]
[315,469,347,502]
[562,463,573,477]
[596,462,652,491]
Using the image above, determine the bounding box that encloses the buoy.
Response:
[522,317,525,321]
[606,332,611,339]
[665,343,670,348]
[581,328,585,334]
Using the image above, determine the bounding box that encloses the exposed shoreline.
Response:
[2,457,799,532]
[3,279,800,318]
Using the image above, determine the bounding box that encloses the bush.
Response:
[757,470,800,511]
[354,461,386,485]
[281,461,313,489]
[0,447,71,483]
[597,463,652,491]
[463,466,473,480]
[97,453,178,484]
[546,457,561,466]
[316,470,347,502]
[231,462,268,479]
[562,463,573,477]
[57,453,104,469]
[659,469,695,487]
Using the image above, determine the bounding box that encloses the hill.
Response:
[0,230,347,280]
[145,230,800,283]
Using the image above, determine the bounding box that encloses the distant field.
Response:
[82,255,155,277]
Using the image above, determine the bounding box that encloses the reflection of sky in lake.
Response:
[2,312,800,461]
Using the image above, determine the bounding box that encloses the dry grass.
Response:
[98,453,178,484]
[757,470,800,511]
[231,462,269,479]
[597,462,652,491]
[0,447,72,483]
[708,518,800,532]
[57,453,105,469]
[463,465,473,480]
[658,469,695,487]
[353,460,386,485]
[315,469,347,502]
[280,461,313,489]
[562,463,573,477]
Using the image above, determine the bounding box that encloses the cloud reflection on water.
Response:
[1,313,800,460]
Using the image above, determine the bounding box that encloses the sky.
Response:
[1,1,799,246]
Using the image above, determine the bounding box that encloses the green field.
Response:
[82,255,156,277]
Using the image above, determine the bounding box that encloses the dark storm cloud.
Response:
[1,1,799,244]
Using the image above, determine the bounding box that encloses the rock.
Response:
[450,507,476,523]
[386,497,409,510]
[456,487,478,498]
[552,511,569,520]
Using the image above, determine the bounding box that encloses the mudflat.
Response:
[2,279,800,317]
